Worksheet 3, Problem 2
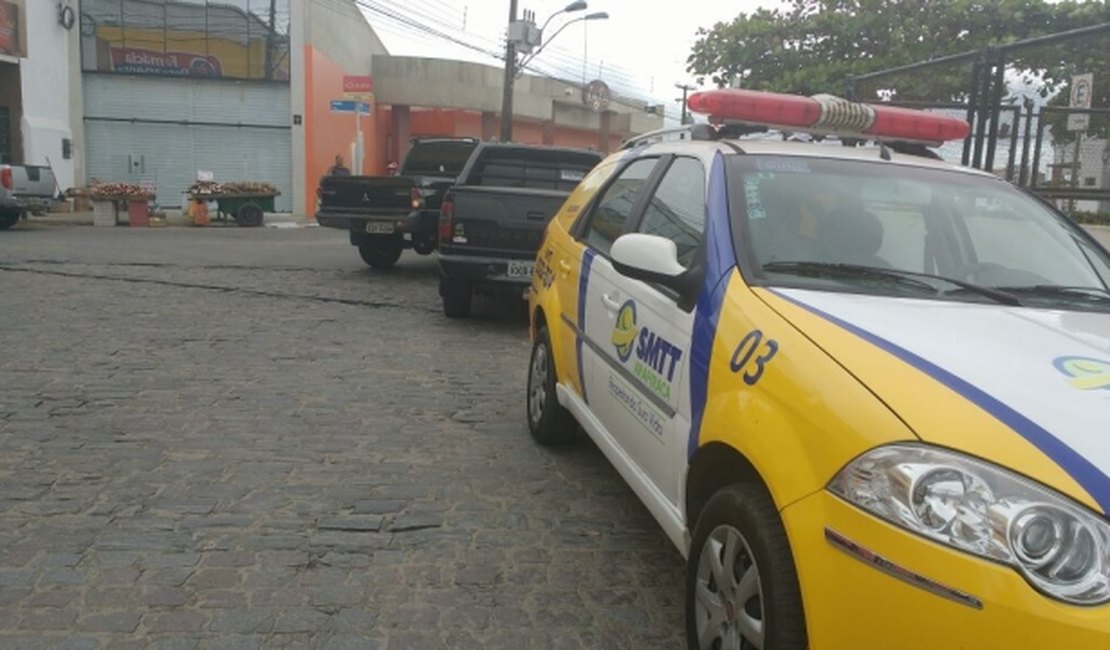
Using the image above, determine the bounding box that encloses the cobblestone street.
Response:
[0,224,686,649]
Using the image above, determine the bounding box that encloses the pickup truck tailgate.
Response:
[2,165,56,198]
[445,187,569,256]
[319,176,414,213]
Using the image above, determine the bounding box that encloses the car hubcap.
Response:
[695,524,765,650]
[528,343,548,424]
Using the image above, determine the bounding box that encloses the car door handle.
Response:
[600,293,622,312]
[558,259,572,275]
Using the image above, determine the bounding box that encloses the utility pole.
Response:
[675,83,695,125]
[500,0,519,142]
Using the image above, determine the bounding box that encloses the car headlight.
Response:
[828,444,1110,605]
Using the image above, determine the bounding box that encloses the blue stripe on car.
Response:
[576,248,596,404]
[688,152,738,459]
[772,288,1110,515]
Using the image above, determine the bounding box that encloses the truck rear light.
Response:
[439,196,454,241]
[0,168,11,191]
[410,187,423,210]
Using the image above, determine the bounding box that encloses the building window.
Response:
[1085,177,1097,187]
[80,0,290,81]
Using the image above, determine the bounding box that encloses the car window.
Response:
[582,158,658,255]
[637,157,706,267]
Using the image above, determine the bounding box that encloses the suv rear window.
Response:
[470,148,601,191]
[401,141,478,175]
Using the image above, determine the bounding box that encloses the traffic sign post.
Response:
[1067,73,1093,132]
[341,76,373,175]
[329,100,371,113]
[1066,73,1093,211]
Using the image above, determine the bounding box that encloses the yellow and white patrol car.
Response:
[525,89,1110,648]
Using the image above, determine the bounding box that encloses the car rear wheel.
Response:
[440,277,472,318]
[526,326,576,446]
[358,240,402,269]
[0,209,20,231]
[687,483,807,650]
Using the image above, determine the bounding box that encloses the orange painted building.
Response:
[294,2,662,218]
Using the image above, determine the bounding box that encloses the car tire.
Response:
[440,278,472,318]
[358,240,402,269]
[0,209,20,231]
[526,326,577,446]
[412,237,436,255]
[686,483,807,650]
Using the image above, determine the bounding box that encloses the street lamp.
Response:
[500,2,606,142]
[517,12,609,78]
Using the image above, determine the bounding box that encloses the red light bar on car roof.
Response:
[687,89,970,145]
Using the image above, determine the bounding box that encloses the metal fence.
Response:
[846,23,1110,214]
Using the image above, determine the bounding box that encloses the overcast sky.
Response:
[356,0,779,121]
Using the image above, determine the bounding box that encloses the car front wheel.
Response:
[686,483,807,650]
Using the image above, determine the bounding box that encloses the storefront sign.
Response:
[109,47,224,77]
[342,75,373,95]
[0,0,24,58]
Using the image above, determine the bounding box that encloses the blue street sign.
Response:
[330,100,371,114]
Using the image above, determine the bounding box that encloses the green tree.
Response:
[687,0,1108,104]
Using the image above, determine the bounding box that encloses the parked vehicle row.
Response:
[0,163,59,230]
[313,89,1110,648]
[315,137,602,318]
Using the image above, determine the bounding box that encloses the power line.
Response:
[318,0,673,116]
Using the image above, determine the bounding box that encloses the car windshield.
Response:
[728,154,1110,312]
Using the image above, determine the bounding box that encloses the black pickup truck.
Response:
[437,143,602,317]
[315,138,478,268]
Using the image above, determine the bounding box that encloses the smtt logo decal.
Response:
[611,300,638,362]
[1054,356,1110,391]
[609,299,684,400]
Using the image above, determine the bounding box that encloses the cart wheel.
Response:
[235,202,265,227]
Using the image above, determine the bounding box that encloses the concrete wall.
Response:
[19,0,73,189]
[372,56,663,141]
[67,0,85,185]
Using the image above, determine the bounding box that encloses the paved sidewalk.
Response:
[26,211,314,229]
[1088,225,1110,248]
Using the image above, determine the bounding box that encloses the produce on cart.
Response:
[84,182,155,227]
[187,181,280,227]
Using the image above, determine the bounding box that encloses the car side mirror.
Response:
[610,233,690,290]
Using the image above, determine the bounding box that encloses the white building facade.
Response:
[0,0,78,191]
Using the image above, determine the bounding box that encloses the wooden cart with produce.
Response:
[88,183,155,226]
[188,181,280,227]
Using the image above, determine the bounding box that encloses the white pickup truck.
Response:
[1,164,59,230]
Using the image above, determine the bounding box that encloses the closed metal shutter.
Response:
[84,75,292,212]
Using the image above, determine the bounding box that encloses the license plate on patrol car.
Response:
[507,260,534,278]
[365,222,394,234]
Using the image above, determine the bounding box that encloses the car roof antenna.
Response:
[879,141,892,161]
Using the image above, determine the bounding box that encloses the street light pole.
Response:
[675,83,695,125]
[500,0,519,142]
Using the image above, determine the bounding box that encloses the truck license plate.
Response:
[365,222,394,234]
[507,260,534,278]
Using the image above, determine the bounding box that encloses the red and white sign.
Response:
[0,0,21,58]
[342,75,373,94]
[110,47,223,78]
